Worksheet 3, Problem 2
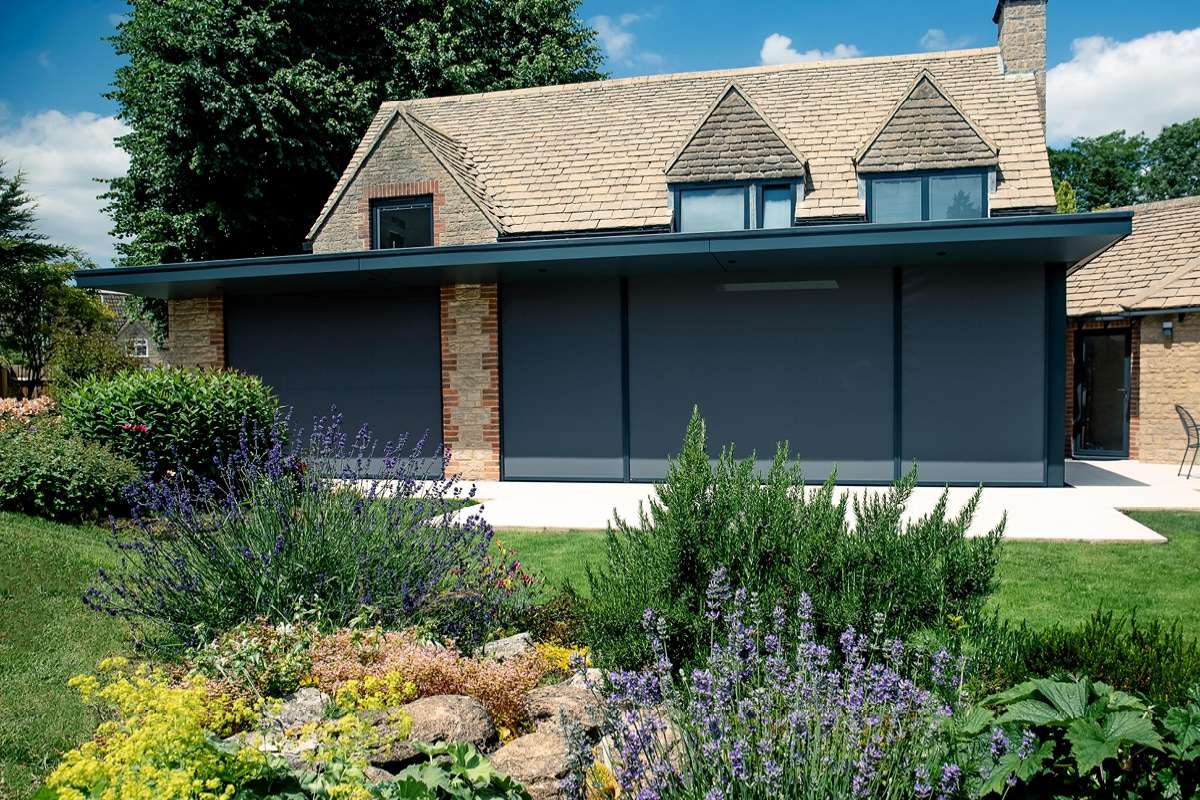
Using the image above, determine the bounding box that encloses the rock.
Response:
[525,682,603,735]
[489,728,571,800]
[566,669,604,691]
[262,688,329,733]
[482,632,534,660]
[365,694,496,771]
[364,766,397,783]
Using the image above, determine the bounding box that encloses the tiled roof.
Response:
[665,83,807,184]
[854,71,998,173]
[1068,196,1200,316]
[311,47,1055,238]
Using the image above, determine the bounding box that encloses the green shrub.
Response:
[44,326,140,398]
[58,367,279,477]
[584,409,1004,668]
[966,609,1200,707]
[0,418,141,521]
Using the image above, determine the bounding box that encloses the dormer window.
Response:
[675,181,797,233]
[866,170,987,224]
[371,196,433,249]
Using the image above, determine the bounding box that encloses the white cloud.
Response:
[919,28,971,51]
[108,13,126,27]
[0,110,129,267]
[760,34,862,66]
[591,12,663,68]
[1047,28,1200,144]
[36,50,52,70]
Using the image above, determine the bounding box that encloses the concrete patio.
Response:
[456,460,1200,542]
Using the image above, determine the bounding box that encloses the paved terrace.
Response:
[454,461,1200,542]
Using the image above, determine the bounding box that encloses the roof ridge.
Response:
[401,46,1001,107]
[1122,254,1200,310]
[401,110,503,233]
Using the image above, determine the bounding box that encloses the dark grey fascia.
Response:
[76,211,1132,299]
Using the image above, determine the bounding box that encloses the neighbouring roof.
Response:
[309,47,1055,240]
[1068,195,1200,316]
[854,71,999,173]
[664,83,807,184]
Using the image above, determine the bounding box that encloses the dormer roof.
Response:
[664,83,808,185]
[854,70,1000,174]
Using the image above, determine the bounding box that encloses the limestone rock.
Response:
[525,682,603,734]
[482,632,534,660]
[489,728,570,800]
[365,694,496,771]
[262,688,329,733]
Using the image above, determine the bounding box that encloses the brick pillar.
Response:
[165,294,225,368]
[440,283,500,480]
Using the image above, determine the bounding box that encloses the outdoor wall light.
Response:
[1163,319,1175,339]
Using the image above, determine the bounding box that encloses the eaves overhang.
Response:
[76,211,1132,300]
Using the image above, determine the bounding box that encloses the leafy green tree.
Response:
[1142,118,1200,202]
[1055,179,1078,214]
[0,165,110,389]
[1049,131,1148,212]
[104,0,604,269]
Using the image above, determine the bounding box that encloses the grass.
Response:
[501,511,1200,638]
[0,513,129,800]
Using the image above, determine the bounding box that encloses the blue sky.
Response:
[1,0,1198,265]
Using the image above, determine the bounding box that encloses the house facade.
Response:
[1067,195,1200,464]
[79,0,1130,487]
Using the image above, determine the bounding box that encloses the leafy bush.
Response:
[965,610,1200,707]
[84,414,536,649]
[59,367,279,477]
[44,325,139,398]
[379,743,531,800]
[585,409,1004,668]
[953,676,1200,798]
[188,612,321,698]
[0,417,141,520]
[568,581,963,800]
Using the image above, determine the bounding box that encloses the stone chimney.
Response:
[994,0,1047,125]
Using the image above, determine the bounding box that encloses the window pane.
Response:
[761,185,793,229]
[929,174,983,220]
[375,202,432,248]
[870,178,923,223]
[679,187,746,232]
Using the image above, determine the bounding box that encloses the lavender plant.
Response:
[570,571,966,800]
[84,412,536,648]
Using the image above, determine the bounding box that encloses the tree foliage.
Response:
[1054,179,1077,214]
[104,0,604,270]
[0,166,111,388]
[1049,118,1200,211]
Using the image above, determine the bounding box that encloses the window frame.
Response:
[672,180,798,233]
[864,169,988,224]
[128,338,149,359]
[757,183,796,229]
[370,195,435,250]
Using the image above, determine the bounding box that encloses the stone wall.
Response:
[440,283,500,480]
[310,116,497,253]
[166,295,225,368]
[1137,313,1200,464]
[995,0,1047,123]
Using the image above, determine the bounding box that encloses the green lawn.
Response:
[502,512,1200,638]
[0,513,129,800]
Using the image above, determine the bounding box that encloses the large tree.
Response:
[104,0,604,269]
[1049,118,1200,212]
[0,167,110,389]
[1142,118,1200,202]
[1048,130,1147,212]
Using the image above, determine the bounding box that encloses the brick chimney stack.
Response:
[994,0,1047,126]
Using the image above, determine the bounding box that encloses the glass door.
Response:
[1073,330,1131,458]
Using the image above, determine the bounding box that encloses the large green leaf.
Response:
[983,680,1038,708]
[1067,718,1122,774]
[998,699,1067,726]
[1165,705,1200,758]
[978,740,1055,796]
[1035,678,1090,719]
[951,705,996,739]
[1104,711,1163,750]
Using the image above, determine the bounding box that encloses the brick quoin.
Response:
[440,283,500,480]
[166,294,226,368]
